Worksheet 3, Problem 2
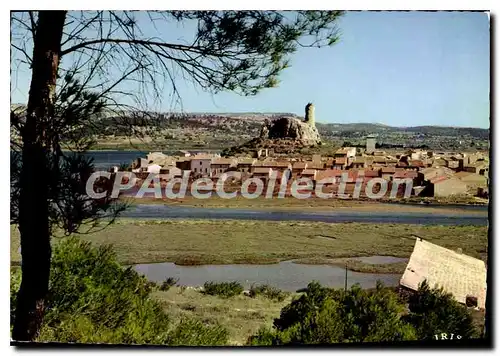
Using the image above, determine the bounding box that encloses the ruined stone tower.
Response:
[305,102,315,127]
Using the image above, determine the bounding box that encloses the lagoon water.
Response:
[85,150,488,226]
[120,204,488,226]
[84,151,148,170]
[133,260,401,291]
[85,149,221,170]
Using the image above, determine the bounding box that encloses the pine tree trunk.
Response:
[12,10,66,342]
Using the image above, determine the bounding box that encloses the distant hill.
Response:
[10,104,489,144]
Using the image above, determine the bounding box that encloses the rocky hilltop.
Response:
[261,116,321,145]
[222,103,322,156]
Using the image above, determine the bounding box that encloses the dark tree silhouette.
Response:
[10,10,344,340]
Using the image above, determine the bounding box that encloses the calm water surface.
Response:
[119,204,488,226]
[133,260,401,291]
[86,151,488,225]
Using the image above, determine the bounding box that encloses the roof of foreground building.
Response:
[400,238,487,309]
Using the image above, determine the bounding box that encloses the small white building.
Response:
[146,164,162,174]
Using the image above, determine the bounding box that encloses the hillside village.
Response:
[120,137,489,200]
[111,103,490,201]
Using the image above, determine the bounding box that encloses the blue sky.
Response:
[10,11,490,128]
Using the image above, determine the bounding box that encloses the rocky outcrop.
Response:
[221,103,322,157]
[260,116,321,146]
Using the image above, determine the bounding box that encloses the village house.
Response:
[305,160,326,171]
[425,175,468,197]
[371,156,387,167]
[313,169,358,194]
[173,150,191,157]
[334,147,356,159]
[364,157,374,169]
[211,171,244,187]
[344,176,378,198]
[129,144,488,201]
[299,168,317,180]
[324,158,335,170]
[236,158,256,173]
[252,161,276,171]
[386,157,398,167]
[454,171,488,193]
[409,149,427,161]
[364,168,381,179]
[175,157,192,171]
[463,161,489,176]
[420,166,454,181]
[253,148,269,158]
[211,158,235,176]
[421,157,434,168]
[251,161,292,179]
[350,156,367,169]
[463,152,483,166]
[311,154,322,162]
[432,157,448,168]
[159,166,182,181]
[407,159,425,171]
[314,169,341,183]
[274,161,293,172]
[381,166,396,180]
[332,157,347,170]
[393,170,424,187]
[291,161,308,178]
[252,167,273,182]
[444,156,464,171]
[146,163,162,174]
[190,154,212,177]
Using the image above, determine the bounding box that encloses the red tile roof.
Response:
[253,167,271,175]
[292,161,307,169]
[364,169,381,177]
[381,167,396,174]
[394,171,418,179]
[301,169,317,176]
[430,175,449,184]
[315,169,358,181]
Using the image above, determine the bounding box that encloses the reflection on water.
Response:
[133,260,401,291]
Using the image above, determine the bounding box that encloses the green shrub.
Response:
[249,284,288,302]
[10,238,228,345]
[166,318,228,346]
[203,281,243,298]
[403,280,478,339]
[249,280,482,345]
[247,327,278,346]
[248,281,416,345]
[159,277,179,292]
